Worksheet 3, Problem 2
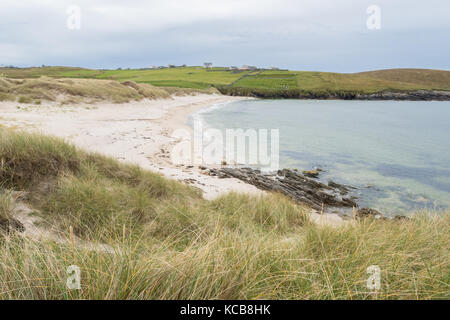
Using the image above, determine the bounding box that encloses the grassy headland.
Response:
[1,66,449,99]
[0,127,448,299]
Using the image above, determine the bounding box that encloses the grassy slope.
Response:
[2,66,449,96]
[0,127,448,299]
[358,68,450,90]
[0,76,221,104]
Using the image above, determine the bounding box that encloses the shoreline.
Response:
[0,93,346,226]
[0,95,263,198]
[216,88,450,101]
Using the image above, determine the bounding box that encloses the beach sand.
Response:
[0,94,262,199]
[0,94,345,226]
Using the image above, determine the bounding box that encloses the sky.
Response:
[1,0,449,72]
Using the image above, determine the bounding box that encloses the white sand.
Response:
[0,94,345,226]
[0,94,262,200]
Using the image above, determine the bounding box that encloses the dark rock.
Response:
[207,168,413,222]
[356,208,411,221]
[356,208,384,219]
[183,178,197,184]
[0,217,25,234]
[392,215,411,221]
[209,167,358,211]
[217,85,450,101]
[358,90,450,101]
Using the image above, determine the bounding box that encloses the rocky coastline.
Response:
[346,90,450,101]
[207,167,409,220]
[217,87,450,101]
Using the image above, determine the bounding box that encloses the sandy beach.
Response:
[0,94,345,226]
[0,94,263,199]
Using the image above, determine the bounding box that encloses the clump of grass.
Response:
[17,96,32,104]
[0,191,24,235]
[210,192,308,233]
[0,191,13,221]
[40,172,158,241]
[300,214,449,299]
[0,128,80,188]
[0,93,12,102]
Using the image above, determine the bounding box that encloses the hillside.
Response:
[0,127,448,299]
[0,76,218,104]
[358,68,450,89]
[1,66,449,100]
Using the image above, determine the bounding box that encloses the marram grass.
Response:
[0,128,448,299]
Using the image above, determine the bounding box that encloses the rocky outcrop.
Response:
[207,167,358,211]
[296,90,450,101]
[353,90,450,101]
[207,167,411,221]
[356,207,410,221]
[356,208,384,219]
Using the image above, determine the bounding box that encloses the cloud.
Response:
[0,0,449,71]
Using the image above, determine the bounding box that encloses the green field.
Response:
[1,66,449,98]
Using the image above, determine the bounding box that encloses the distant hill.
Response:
[357,68,450,90]
[1,66,449,100]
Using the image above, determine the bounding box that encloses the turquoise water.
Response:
[191,99,450,215]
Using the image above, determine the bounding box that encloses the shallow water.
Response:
[190,99,450,215]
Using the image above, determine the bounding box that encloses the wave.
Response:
[188,100,237,129]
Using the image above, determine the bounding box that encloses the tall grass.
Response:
[0,129,80,187]
[0,128,448,299]
[0,191,13,221]
[0,213,447,299]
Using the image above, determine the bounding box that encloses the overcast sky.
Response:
[1,0,449,72]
